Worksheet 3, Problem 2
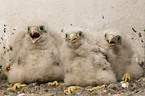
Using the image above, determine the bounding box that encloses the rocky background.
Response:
[0,0,144,60]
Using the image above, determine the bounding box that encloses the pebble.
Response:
[120,81,129,88]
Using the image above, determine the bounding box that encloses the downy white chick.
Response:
[93,29,143,81]
[60,27,116,86]
[8,24,63,84]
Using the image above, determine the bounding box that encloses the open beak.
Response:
[109,40,117,46]
[68,33,78,43]
[29,32,41,43]
[71,38,78,43]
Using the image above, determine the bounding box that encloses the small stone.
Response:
[120,81,129,88]
[18,93,26,96]
[103,90,107,92]
[132,28,136,33]
[61,29,64,32]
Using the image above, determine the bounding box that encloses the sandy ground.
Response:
[0,63,144,96]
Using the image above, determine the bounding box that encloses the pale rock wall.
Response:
[0,0,144,63]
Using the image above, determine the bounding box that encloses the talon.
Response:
[122,73,130,82]
[64,86,80,94]
[7,83,26,90]
[85,85,105,92]
[60,83,65,86]
[48,81,59,86]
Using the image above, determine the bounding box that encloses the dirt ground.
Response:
[0,63,144,96]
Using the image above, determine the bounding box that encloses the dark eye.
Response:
[78,32,82,36]
[107,40,109,43]
[39,26,44,31]
[79,32,82,36]
[28,26,30,31]
[105,34,107,37]
[117,36,121,41]
[65,34,68,38]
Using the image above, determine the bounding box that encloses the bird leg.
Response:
[48,81,59,86]
[122,73,130,82]
[7,83,26,90]
[85,84,105,92]
[48,81,65,86]
[59,83,65,85]
[64,86,81,94]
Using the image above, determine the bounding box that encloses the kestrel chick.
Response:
[8,24,63,84]
[60,27,116,87]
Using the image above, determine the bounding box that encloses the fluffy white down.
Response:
[60,27,116,86]
[93,29,143,80]
[8,23,64,83]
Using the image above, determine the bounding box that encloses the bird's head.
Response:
[105,33,121,46]
[27,25,46,43]
[65,31,84,48]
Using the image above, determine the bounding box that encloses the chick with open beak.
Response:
[28,25,45,43]
[105,33,121,46]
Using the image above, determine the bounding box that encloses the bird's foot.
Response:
[7,83,26,90]
[59,83,65,85]
[85,84,105,92]
[64,86,81,94]
[48,81,65,86]
[48,81,59,86]
[122,73,130,82]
